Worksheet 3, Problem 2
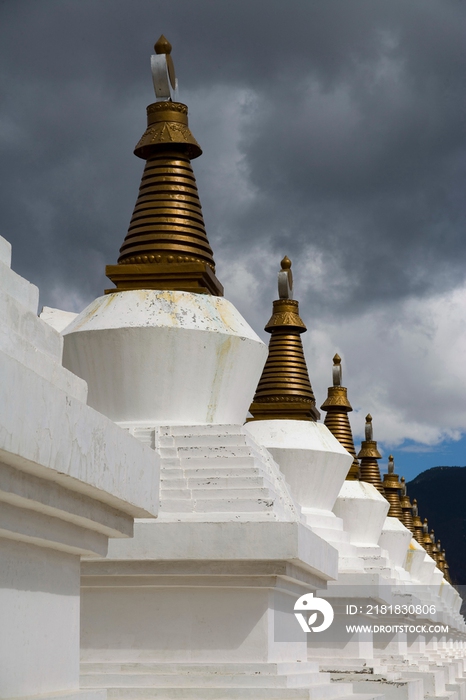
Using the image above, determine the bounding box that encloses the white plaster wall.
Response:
[0,350,159,519]
[333,480,389,545]
[0,539,80,698]
[81,586,270,663]
[378,516,412,568]
[245,420,352,512]
[62,290,267,426]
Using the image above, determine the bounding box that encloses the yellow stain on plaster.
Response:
[206,335,235,423]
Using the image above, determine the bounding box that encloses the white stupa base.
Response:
[0,236,159,700]
[62,290,267,426]
[333,481,389,547]
[244,420,352,513]
[79,518,385,698]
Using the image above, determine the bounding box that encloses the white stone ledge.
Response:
[0,258,39,313]
[0,283,62,360]
[1,691,106,700]
[0,462,133,538]
[0,501,109,557]
[0,323,87,402]
[0,235,11,267]
[100,520,338,581]
[0,352,160,519]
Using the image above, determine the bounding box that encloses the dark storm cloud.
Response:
[0,0,465,320]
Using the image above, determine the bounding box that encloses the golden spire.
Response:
[320,354,360,479]
[430,531,441,566]
[422,518,434,555]
[248,257,320,421]
[357,414,384,494]
[399,477,414,533]
[382,455,403,519]
[443,552,452,583]
[105,36,223,296]
[436,540,446,572]
[411,499,424,544]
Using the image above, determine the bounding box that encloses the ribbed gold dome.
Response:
[248,258,319,422]
[382,455,403,519]
[321,354,360,479]
[106,40,223,296]
[358,414,384,495]
[400,477,414,533]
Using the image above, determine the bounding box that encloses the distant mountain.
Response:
[407,466,466,587]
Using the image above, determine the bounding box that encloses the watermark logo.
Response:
[294,593,334,633]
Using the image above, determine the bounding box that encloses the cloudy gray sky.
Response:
[1,0,465,479]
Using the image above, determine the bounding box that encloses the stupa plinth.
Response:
[61,39,352,698]
[62,38,266,428]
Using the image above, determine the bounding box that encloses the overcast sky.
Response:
[1,0,465,479]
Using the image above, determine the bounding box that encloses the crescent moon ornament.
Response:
[151,35,179,102]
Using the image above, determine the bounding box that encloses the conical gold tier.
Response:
[106,100,223,295]
[358,431,384,495]
[359,455,385,495]
[248,297,319,421]
[321,385,359,480]
[383,488,403,519]
[118,150,215,267]
[383,462,403,519]
[400,478,414,532]
[400,500,414,532]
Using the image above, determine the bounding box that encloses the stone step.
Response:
[159,434,246,448]
[159,498,278,514]
[177,445,254,459]
[81,662,321,675]
[179,456,258,468]
[181,467,263,478]
[0,285,62,361]
[342,675,425,700]
[159,425,242,437]
[158,500,194,513]
[0,323,87,402]
[191,497,277,513]
[161,476,274,490]
[99,685,375,700]
[80,672,326,688]
[162,487,273,501]
[0,258,39,313]
[0,236,11,266]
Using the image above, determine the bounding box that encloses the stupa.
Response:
[3,32,466,700]
[59,37,382,700]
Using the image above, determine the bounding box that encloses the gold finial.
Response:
[105,39,223,296]
[411,498,424,543]
[443,556,452,583]
[154,35,172,54]
[281,256,292,270]
[382,455,403,520]
[278,256,293,299]
[422,518,434,555]
[436,540,446,571]
[399,476,414,532]
[430,530,441,566]
[358,415,384,494]
[320,354,360,479]
[248,260,319,422]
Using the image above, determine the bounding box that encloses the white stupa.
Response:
[2,32,466,700]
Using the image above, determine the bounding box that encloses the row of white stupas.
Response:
[1,36,465,700]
